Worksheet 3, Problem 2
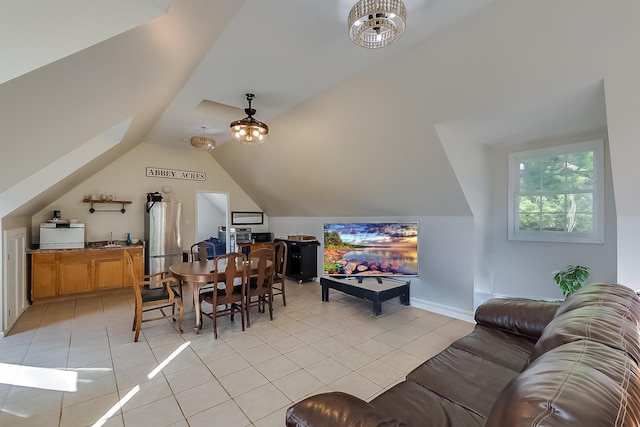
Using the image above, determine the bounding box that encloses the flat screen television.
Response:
[323,222,419,277]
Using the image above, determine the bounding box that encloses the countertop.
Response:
[27,241,144,254]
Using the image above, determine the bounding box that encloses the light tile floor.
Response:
[0,280,474,427]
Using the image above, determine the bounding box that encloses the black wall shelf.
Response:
[83,199,132,214]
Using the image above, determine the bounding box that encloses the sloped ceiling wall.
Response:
[0,1,244,217]
[0,0,171,85]
[1,0,640,225]
[211,0,632,220]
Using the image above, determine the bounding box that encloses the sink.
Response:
[86,241,127,248]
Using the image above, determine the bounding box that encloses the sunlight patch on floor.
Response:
[148,341,191,379]
[0,362,78,392]
[92,341,191,426]
[92,385,140,427]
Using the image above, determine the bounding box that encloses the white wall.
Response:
[435,124,493,295]
[617,216,640,289]
[269,215,475,317]
[488,135,617,300]
[603,69,640,289]
[32,143,263,251]
[196,192,227,242]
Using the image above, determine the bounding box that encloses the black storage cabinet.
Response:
[276,238,319,283]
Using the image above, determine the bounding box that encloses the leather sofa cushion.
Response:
[371,380,485,427]
[451,324,537,371]
[486,340,640,427]
[528,305,640,366]
[406,346,519,418]
[526,283,640,367]
[475,298,560,340]
[554,282,640,321]
[285,392,405,427]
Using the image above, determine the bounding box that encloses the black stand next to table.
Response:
[320,276,410,316]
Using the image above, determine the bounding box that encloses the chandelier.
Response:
[230,93,269,144]
[190,127,216,151]
[348,0,407,49]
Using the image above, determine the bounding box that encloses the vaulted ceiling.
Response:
[2,0,636,220]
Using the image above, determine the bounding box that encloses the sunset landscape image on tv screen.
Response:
[323,222,419,276]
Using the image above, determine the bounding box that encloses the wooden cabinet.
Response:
[94,251,125,290]
[31,253,57,299]
[31,247,143,300]
[59,252,92,295]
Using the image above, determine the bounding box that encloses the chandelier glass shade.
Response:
[190,128,216,151]
[348,0,407,49]
[230,93,269,144]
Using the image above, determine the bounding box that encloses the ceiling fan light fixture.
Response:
[348,0,407,49]
[230,93,269,145]
[190,127,216,151]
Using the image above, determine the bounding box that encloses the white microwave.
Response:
[40,223,85,249]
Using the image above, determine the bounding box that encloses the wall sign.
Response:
[146,167,206,181]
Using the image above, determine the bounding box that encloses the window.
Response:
[508,140,604,243]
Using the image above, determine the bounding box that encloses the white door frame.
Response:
[3,227,28,336]
[195,191,231,253]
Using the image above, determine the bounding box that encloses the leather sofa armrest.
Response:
[475,298,561,339]
[286,392,406,427]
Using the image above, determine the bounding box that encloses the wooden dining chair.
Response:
[190,241,217,261]
[246,247,275,327]
[189,241,219,298]
[272,241,288,306]
[199,252,247,339]
[125,251,183,342]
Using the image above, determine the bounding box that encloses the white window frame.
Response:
[508,139,604,244]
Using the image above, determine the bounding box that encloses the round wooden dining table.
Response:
[169,257,270,331]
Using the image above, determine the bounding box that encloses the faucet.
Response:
[108,232,113,245]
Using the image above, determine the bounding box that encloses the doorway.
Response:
[3,227,27,336]
[195,191,230,253]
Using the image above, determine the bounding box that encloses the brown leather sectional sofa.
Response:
[286,282,640,426]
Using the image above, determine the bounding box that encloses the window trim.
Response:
[507,139,604,244]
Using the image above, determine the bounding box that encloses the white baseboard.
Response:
[411,297,475,323]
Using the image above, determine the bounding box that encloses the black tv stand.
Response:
[342,276,392,285]
[321,276,410,315]
[359,277,383,284]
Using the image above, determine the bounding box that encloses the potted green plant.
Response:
[553,265,590,297]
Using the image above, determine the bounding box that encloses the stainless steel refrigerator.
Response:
[144,202,182,282]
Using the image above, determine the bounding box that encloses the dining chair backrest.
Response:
[126,252,154,308]
[199,251,247,339]
[272,240,288,305]
[274,241,287,280]
[245,247,276,327]
[214,252,247,297]
[248,247,275,289]
[191,241,216,262]
[125,250,183,341]
[126,250,139,283]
